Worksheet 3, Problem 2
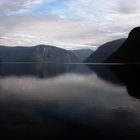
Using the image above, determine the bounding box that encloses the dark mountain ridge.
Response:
[105,27,140,63]
[85,38,126,63]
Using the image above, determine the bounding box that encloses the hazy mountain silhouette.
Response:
[71,49,93,61]
[85,39,125,63]
[0,45,79,63]
[106,27,140,63]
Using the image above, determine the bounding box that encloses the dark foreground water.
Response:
[0,63,140,140]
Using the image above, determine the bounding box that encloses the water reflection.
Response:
[0,63,93,78]
[0,63,140,139]
[0,63,76,78]
[89,64,140,99]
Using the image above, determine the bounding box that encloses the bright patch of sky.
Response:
[0,0,140,49]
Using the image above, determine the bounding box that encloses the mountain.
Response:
[105,27,140,63]
[71,49,93,61]
[0,45,79,63]
[85,39,126,63]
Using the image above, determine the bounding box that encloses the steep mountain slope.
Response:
[85,39,126,63]
[105,27,140,63]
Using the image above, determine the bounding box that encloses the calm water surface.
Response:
[0,63,140,140]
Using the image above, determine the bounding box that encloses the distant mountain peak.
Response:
[71,49,93,61]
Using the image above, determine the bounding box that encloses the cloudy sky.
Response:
[0,0,140,49]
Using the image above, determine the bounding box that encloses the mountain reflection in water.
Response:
[0,63,140,140]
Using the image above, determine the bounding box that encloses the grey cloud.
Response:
[116,0,140,14]
[0,0,43,15]
[0,0,140,49]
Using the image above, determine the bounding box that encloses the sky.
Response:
[0,0,140,50]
